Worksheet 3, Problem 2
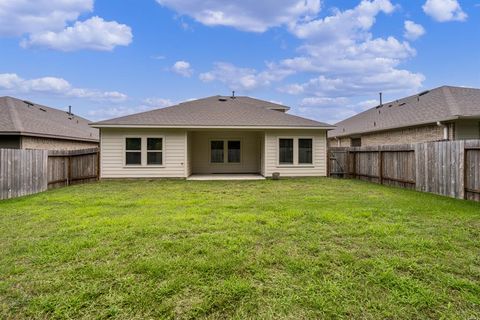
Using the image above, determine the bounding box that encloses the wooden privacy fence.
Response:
[329,140,480,202]
[0,148,99,200]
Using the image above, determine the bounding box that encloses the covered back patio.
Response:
[186,130,264,178]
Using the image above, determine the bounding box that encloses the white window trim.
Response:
[209,138,242,165]
[123,135,165,168]
[277,136,315,167]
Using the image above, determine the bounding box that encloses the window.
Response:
[147,138,163,165]
[125,138,142,165]
[351,138,362,147]
[211,140,224,163]
[298,139,313,164]
[279,139,294,164]
[228,141,241,163]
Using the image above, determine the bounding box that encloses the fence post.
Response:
[461,141,466,200]
[67,156,72,186]
[352,151,357,179]
[378,150,383,185]
[96,151,100,180]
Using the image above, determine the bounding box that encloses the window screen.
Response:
[228,141,241,163]
[211,140,224,163]
[125,138,142,165]
[147,138,163,165]
[298,139,313,164]
[279,139,294,164]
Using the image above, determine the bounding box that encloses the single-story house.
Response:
[329,86,480,147]
[0,96,99,150]
[90,95,334,179]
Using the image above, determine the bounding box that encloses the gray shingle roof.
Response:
[0,96,99,142]
[329,86,480,138]
[91,96,333,128]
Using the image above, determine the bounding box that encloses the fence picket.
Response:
[329,140,480,202]
[0,148,99,200]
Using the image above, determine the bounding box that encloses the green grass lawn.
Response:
[0,179,479,319]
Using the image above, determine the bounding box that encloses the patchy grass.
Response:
[0,178,479,319]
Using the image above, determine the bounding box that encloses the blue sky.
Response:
[0,0,479,124]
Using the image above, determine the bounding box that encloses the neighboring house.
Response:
[0,96,99,150]
[329,86,480,147]
[90,95,334,179]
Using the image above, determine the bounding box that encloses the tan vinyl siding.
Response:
[260,134,265,176]
[100,128,187,178]
[186,132,193,176]
[264,130,327,177]
[190,131,261,174]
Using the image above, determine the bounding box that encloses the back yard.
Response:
[0,178,479,319]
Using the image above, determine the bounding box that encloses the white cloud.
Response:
[404,20,426,41]
[300,97,350,107]
[423,0,467,22]
[156,0,321,32]
[199,62,293,91]
[87,106,153,120]
[200,1,423,96]
[0,1,132,51]
[87,97,174,120]
[143,97,173,108]
[279,0,423,98]
[287,70,424,98]
[172,60,193,77]
[0,73,127,102]
[295,98,379,124]
[21,16,132,51]
[0,0,93,36]
[290,0,395,40]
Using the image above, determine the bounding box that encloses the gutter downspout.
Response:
[437,121,449,140]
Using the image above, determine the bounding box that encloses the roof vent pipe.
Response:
[379,92,383,106]
[231,91,235,99]
[68,105,72,115]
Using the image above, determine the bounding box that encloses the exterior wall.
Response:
[190,131,261,174]
[186,132,193,176]
[260,134,265,176]
[328,137,351,147]
[360,125,445,146]
[100,128,187,178]
[455,119,480,140]
[21,136,98,150]
[0,135,21,149]
[264,129,327,177]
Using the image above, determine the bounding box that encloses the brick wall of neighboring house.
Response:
[360,124,445,146]
[21,136,98,150]
[328,123,456,147]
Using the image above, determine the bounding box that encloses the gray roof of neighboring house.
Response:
[0,96,99,142]
[91,95,333,129]
[329,86,480,138]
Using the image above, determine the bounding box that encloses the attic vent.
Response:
[398,102,406,106]
[218,98,228,102]
[23,100,34,107]
[39,108,46,112]
[419,90,430,96]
